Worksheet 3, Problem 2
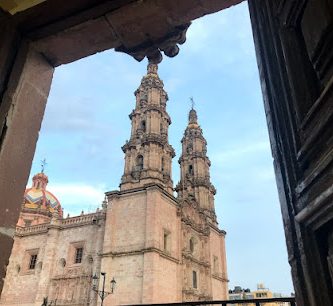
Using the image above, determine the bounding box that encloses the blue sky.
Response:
[29,2,294,296]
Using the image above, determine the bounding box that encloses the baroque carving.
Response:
[115,23,191,64]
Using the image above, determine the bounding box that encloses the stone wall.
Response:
[0,212,105,306]
[102,186,181,305]
[209,227,228,300]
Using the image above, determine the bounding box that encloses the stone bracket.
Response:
[115,22,191,64]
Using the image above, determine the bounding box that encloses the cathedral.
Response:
[0,64,228,306]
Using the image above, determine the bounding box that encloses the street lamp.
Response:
[92,272,116,306]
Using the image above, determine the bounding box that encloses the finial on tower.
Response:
[41,158,47,173]
[188,97,198,125]
[190,97,195,110]
[147,62,158,75]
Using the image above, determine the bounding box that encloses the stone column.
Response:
[0,42,54,292]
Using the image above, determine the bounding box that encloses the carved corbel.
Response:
[115,23,191,64]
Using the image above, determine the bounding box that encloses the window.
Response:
[136,155,144,171]
[163,230,171,253]
[75,247,83,264]
[213,256,219,273]
[189,237,195,253]
[161,157,165,172]
[188,164,193,175]
[140,120,146,132]
[192,270,197,288]
[29,254,37,270]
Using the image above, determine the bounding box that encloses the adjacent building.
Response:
[228,284,289,306]
[0,63,228,306]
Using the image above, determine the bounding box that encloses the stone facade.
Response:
[0,63,228,306]
[1,211,106,306]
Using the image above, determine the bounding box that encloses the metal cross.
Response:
[190,97,195,109]
[41,158,47,173]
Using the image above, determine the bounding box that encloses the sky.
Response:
[28,1,294,296]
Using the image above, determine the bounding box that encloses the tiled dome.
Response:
[23,172,63,217]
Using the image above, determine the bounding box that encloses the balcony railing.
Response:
[127,297,296,306]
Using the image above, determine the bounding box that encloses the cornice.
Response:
[178,152,211,165]
[106,183,179,205]
[182,253,210,267]
[100,247,180,264]
[212,273,229,282]
[122,133,175,157]
[15,212,105,237]
[128,105,171,123]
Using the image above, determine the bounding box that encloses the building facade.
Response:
[228,284,289,306]
[0,64,228,306]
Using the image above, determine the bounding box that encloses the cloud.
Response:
[42,96,100,132]
[47,183,106,216]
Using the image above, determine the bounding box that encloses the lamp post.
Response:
[92,272,116,306]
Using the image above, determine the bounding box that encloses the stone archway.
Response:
[0,1,333,305]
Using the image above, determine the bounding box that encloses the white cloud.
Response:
[47,183,106,216]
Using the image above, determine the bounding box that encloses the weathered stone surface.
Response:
[0,212,106,306]
[0,48,54,292]
[249,0,333,304]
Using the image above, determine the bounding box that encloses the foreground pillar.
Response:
[0,37,54,292]
[248,1,333,305]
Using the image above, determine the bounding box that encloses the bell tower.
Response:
[176,107,217,223]
[120,63,175,194]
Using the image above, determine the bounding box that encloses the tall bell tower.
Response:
[120,63,175,194]
[176,107,228,301]
[101,63,182,306]
[176,107,217,224]
[101,65,228,306]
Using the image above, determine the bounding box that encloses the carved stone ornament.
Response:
[115,23,191,64]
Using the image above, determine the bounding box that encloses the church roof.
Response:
[23,172,63,217]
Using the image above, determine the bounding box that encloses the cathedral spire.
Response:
[120,63,175,194]
[176,107,217,223]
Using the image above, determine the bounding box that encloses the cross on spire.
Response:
[41,158,47,173]
[190,97,195,110]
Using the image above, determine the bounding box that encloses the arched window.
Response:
[188,164,193,175]
[186,143,193,154]
[140,120,146,132]
[136,155,144,170]
[160,122,163,133]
